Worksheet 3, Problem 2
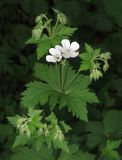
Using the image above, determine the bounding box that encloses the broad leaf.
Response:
[103,110,122,139]
[21,63,99,121]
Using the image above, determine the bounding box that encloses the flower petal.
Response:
[46,55,56,63]
[61,39,70,49]
[70,52,79,58]
[55,45,65,53]
[49,48,61,56]
[71,41,79,52]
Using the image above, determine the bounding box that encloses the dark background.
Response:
[0,0,122,159]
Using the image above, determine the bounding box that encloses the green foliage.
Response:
[101,140,121,160]
[21,62,99,121]
[10,146,54,160]
[26,11,77,60]
[9,109,70,153]
[0,0,122,160]
[86,110,122,149]
[80,43,111,80]
[36,27,76,60]
[86,121,106,148]
[58,145,96,160]
[103,0,122,27]
[103,110,122,139]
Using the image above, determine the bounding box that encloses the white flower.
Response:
[46,48,62,63]
[55,39,80,58]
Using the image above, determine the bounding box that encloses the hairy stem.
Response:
[61,61,64,92]
[52,18,59,35]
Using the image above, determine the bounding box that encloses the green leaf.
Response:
[36,25,77,60]
[85,43,93,56]
[93,48,101,57]
[34,63,61,91]
[10,147,43,160]
[37,38,51,60]
[22,63,99,121]
[60,121,71,132]
[8,116,20,127]
[21,81,52,108]
[58,150,96,160]
[68,98,88,121]
[13,135,30,148]
[52,138,69,153]
[80,52,93,71]
[36,144,54,160]
[9,110,70,153]
[80,44,94,71]
[103,110,122,138]
[86,121,106,148]
[102,140,121,160]
[57,26,77,37]
[80,44,111,80]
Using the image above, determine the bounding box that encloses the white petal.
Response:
[55,45,65,53]
[49,48,61,56]
[71,41,79,52]
[46,55,56,63]
[61,39,70,49]
[70,52,79,58]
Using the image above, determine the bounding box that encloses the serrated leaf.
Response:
[57,26,77,37]
[102,140,121,160]
[21,81,52,108]
[60,121,71,132]
[22,62,98,121]
[85,43,93,57]
[8,116,20,127]
[13,135,30,148]
[37,37,51,60]
[80,53,92,71]
[68,98,88,121]
[52,138,69,153]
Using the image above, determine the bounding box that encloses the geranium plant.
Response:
[8,10,111,159]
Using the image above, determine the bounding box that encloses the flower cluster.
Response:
[46,39,80,63]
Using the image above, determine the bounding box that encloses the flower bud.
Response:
[103,61,109,72]
[58,12,67,24]
[100,52,111,60]
[90,69,103,80]
[36,15,42,23]
[32,28,43,39]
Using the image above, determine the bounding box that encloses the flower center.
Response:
[65,48,71,54]
[54,54,60,60]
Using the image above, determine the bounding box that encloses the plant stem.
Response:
[52,18,59,36]
[61,61,65,92]
[56,63,60,91]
